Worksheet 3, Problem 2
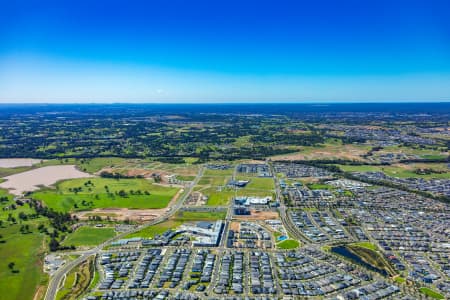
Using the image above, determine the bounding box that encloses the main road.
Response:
[44,166,205,300]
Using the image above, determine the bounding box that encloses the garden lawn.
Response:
[32,177,179,212]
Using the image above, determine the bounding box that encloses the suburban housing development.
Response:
[0,104,448,300]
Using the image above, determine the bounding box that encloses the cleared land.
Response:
[32,177,179,212]
[62,227,116,247]
[234,210,279,221]
[0,158,42,168]
[74,208,169,222]
[270,140,370,162]
[0,165,93,195]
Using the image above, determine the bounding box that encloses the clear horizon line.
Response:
[1,100,450,105]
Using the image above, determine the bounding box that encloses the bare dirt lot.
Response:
[271,144,368,161]
[0,165,93,195]
[0,158,42,168]
[75,208,168,222]
[234,210,279,221]
[229,221,241,232]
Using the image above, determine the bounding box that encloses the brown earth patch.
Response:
[74,208,167,222]
[229,221,241,232]
[234,210,279,221]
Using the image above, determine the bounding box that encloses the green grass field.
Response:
[236,176,275,190]
[203,168,234,176]
[176,175,196,181]
[199,186,235,206]
[62,227,116,247]
[32,177,179,212]
[350,241,379,251]
[394,276,406,284]
[276,239,300,249]
[419,287,444,299]
[198,176,230,186]
[307,183,335,190]
[174,211,226,221]
[125,220,182,239]
[0,188,50,300]
[0,218,48,300]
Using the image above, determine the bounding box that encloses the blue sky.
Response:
[0,0,449,102]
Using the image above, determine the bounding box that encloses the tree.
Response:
[8,262,15,270]
[49,238,60,252]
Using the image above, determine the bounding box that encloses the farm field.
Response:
[32,177,179,212]
[62,227,116,247]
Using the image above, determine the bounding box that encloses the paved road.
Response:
[44,166,204,300]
